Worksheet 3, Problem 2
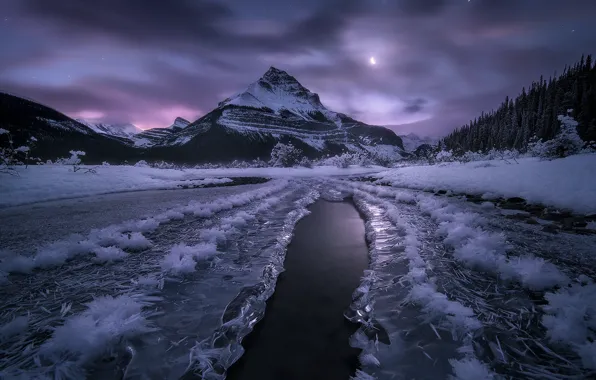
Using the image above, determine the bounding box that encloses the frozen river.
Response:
[1,178,595,379]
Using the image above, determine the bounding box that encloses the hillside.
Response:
[442,54,596,153]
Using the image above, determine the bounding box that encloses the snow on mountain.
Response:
[218,67,341,126]
[399,133,438,152]
[168,117,190,129]
[76,119,142,138]
[1,69,404,163]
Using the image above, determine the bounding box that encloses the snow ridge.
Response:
[343,183,495,379]
[219,66,341,126]
[76,119,142,138]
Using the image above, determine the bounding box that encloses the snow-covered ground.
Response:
[1,177,595,379]
[376,153,596,214]
[0,165,384,207]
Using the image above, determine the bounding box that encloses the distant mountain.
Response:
[168,117,190,130]
[132,127,175,147]
[0,92,139,163]
[76,119,142,139]
[399,133,437,152]
[160,66,404,160]
[1,68,405,164]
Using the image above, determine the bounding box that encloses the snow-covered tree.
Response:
[435,149,454,162]
[55,150,96,172]
[529,114,583,159]
[0,130,38,174]
[298,156,313,168]
[134,160,149,168]
[269,142,302,167]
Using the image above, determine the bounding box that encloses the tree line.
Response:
[441,54,596,154]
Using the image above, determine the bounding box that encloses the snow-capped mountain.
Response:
[168,117,190,130]
[76,119,142,139]
[167,67,405,155]
[0,92,139,162]
[399,133,438,152]
[218,67,340,125]
[1,68,405,164]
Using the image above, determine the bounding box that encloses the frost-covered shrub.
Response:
[0,130,38,174]
[435,149,454,162]
[102,161,110,166]
[55,150,95,173]
[56,150,85,166]
[298,156,313,168]
[134,160,149,168]
[269,142,302,167]
[529,114,584,159]
[459,151,484,163]
[318,152,374,168]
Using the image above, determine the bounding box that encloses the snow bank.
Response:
[0,165,382,207]
[448,357,496,380]
[341,183,494,378]
[92,246,128,263]
[161,243,219,275]
[416,195,569,290]
[1,180,290,277]
[39,294,158,373]
[542,282,596,370]
[188,188,321,376]
[376,154,596,214]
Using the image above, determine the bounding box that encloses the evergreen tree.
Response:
[442,55,595,153]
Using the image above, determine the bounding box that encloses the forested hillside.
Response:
[442,55,596,153]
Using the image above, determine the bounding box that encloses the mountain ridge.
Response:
[75,119,142,139]
[0,68,404,164]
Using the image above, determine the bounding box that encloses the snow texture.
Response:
[219,67,340,125]
[0,165,382,207]
[416,195,569,290]
[376,153,596,214]
[92,246,128,263]
[76,119,142,138]
[161,243,219,275]
[448,357,496,380]
[542,282,596,370]
[39,294,158,371]
[350,186,491,376]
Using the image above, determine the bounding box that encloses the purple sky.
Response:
[1,0,595,136]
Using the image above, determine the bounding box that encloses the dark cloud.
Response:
[18,0,361,55]
[397,0,448,16]
[403,98,427,114]
[20,0,232,44]
[2,0,596,134]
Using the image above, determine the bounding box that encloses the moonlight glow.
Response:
[369,56,376,65]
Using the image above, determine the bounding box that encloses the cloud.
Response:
[4,0,596,136]
[403,98,427,114]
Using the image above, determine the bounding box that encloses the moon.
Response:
[369,56,377,65]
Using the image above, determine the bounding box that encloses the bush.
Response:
[435,149,454,162]
[134,160,149,168]
[0,130,38,174]
[298,156,313,168]
[529,114,583,159]
[269,142,302,167]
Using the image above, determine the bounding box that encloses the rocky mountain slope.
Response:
[399,133,438,152]
[1,68,405,164]
[76,119,142,139]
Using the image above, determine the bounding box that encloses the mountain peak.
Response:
[261,66,299,85]
[169,117,190,129]
[218,67,331,122]
[76,119,141,138]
